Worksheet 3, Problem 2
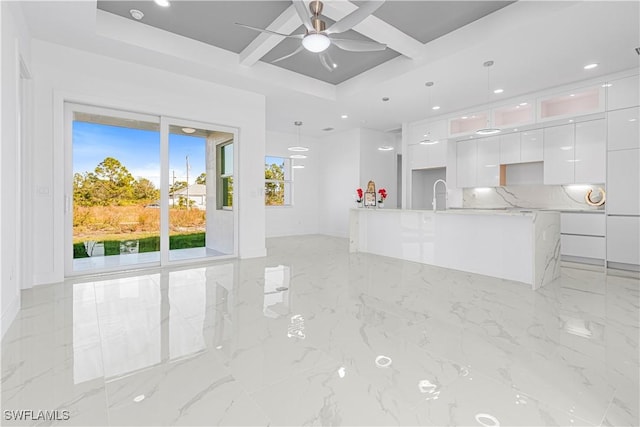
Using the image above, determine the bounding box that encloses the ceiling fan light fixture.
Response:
[153,0,170,7]
[302,33,331,53]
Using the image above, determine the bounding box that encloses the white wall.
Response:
[265,130,321,237]
[30,40,267,285]
[1,2,31,338]
[359,128,398,209]
[318,128,361,237]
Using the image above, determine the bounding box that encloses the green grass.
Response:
[73,233,205,258]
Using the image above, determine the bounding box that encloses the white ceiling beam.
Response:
[321,1,424,59]
[239,5,302,67]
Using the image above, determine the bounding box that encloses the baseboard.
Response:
[561,255,605,267]
[561,260,605,272]
[1,293,21,341]
[607,261,640,277]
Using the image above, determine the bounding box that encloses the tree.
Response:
[93,157,136,205]
[133,178,160,201]
[170,180,188,195]
[195,172,206,185]
[265,162,285,206]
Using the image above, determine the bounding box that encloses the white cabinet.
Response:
[560,212,605,262]
[476,137,500,187]
[544,124,575,184]
[607,216,640,266]
[520,129,543,163]
[574,119,606,184]
[607,75,640,111]
[608,107,640,151]
[538,86,604,122]
[543,120,605,185]
[408,141,448,170]
[561,212,605,236]
[607,149,640,215]
[456,140,477,188]
[499,133,520,164]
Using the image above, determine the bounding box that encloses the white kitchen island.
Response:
[349,208,561,290]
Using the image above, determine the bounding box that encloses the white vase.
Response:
[378,202,384,208]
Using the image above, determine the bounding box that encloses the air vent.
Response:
[636,47,640,55]
[322,127,334,131]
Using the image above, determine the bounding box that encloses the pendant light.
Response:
[419,82,440,145]
[476,60,501,135]
[288,121,309,152]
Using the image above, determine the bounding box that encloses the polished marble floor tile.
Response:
[1,235,638,426]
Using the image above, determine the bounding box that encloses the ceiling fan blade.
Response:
[319,51,336,72]
[325,1,385,34]
[236,23,304,39]
[292,0,314,32]
[331,38,387,52]
[272,45,305,63]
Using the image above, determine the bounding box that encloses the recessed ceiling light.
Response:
[378,146,394,151]
[129,9,144,20]
[154,0,170,6]
[341,115,348,119]
[462,116,468,119]
[493,88,504,94]
[583,63,598,70]
[292,165,305,169]
[629,118,637,122]
[420,140,439,145]
[560,146,573,151]
[182,127,196,134]
[332,63,337,69]
[569,94,576,97]
[290,154,307,159]
[288,146,309,152]
[513,128,518,132]
[133,394,146,403]
[432,105,441,110]
[382,97,390,102]
[569,119,574,123]
[601,83,612,88]
[519,102,528,106]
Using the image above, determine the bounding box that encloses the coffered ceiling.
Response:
[17,1,640,136]
[96,1,512,84]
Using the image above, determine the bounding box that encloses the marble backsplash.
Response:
[463,184,606,210]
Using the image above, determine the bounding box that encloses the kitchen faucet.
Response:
[433,179,447,212]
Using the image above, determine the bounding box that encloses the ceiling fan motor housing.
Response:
[310,1,326,33]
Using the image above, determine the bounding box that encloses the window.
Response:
[218,142,233,209]
[265,156,292,206]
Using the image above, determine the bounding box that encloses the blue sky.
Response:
[73,121,206,187]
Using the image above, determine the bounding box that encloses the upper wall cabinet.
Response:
[456,139,477,188]
[520,129,543,163]
[449,112,488,137]
[493,102,535,130]
[408,140,447,170]
[543,119,606,185]
[607,107,640,151]
[543,124,575,185]
[538,87,605,123]
[574,119,606,184]
[499,129,543,165]
[607,75,640,111]
[499,133,520,165]
[476,137,500,187]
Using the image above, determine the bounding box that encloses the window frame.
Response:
[264,156,293,207]
[218,140,234,210]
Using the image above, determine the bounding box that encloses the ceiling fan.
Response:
[237,0,387,72]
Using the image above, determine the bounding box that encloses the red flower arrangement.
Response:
[378,188,388,202]
[356,188,363,202]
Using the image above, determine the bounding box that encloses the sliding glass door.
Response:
[65,104,237,275]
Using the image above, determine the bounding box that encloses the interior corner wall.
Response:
[359,128,398,209]
[265,131,320,237]
[30,39,267,285]
[1,2,31,339]
[318,128,361,238]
